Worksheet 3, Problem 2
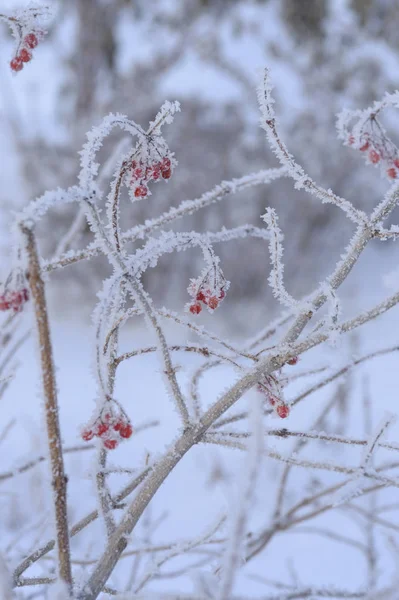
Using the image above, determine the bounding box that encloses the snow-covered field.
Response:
[2,265,399,596]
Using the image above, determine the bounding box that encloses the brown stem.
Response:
[13,466,152,583]
[20,224,72,591]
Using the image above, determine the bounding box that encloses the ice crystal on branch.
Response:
[258,69,368,225]
[263,207,296,309]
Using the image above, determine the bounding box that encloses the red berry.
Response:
[287,356,299,366]
[207,296,219,310]
[10,57,23,72]
[348,135,355,145]
[24,33,39,49]
[7,289,29,312]
[131,160,137,170]
[387,167,397,179]
[162,157,171,169]
[113,421,122,432]
[103,439,118,450]
[369,150,380,164]
[0,297,10,311]
[134,184,148,198]
[218,289,225,300]
[152,167,161,180]
[189,302,202,315]
[276,404,290,419]
[82,429,94,441]
[359,140,370,152]
[120,423,133,439]
[96,423,109,437]
[394,159,399,170]
[196,291,206,303]
[133,168,144,179]
[161,168,171,180]
[9,292,23,312]
[19,49,32,63]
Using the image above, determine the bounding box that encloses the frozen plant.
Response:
[3,14,399,600]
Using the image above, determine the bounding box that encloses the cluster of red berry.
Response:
[131,156,172,199]
[257,380,290,419]
[187,266,228,316]
[81,401,133,450]
[189,287,226,315]
[0,288,29,313]
[257,361,298,420]
[10,33,39,72]
[348,132,399,179]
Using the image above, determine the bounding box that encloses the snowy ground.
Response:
[2,246,399,597]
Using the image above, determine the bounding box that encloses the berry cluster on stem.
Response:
[257,373,290,419]
[10,32,39,72]
[0,288,29,312]
[347,116,399,179]
[187,265,228,316]
[0,268,29,313]
[81,397,133,450]
[131,156,173,199]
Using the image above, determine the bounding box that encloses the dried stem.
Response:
[20,224,72,591]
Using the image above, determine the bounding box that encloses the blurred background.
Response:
[2,0,399,332]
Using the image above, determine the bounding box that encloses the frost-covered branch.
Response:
[258,69,368,225]
[42,168,286,273]
[83,198,190,428]
[263,207,296,308]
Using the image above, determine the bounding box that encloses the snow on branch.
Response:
[83,198,191,428]
[78,102,180,193]
[263,207,296,308]
[17,186,84,226]
[133,514,225,594]
[258,69,368,225]
[42,167,286,273]
[333,413,396,506]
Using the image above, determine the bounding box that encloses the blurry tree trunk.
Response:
[282,0,326,38]
[75,0,116,120]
